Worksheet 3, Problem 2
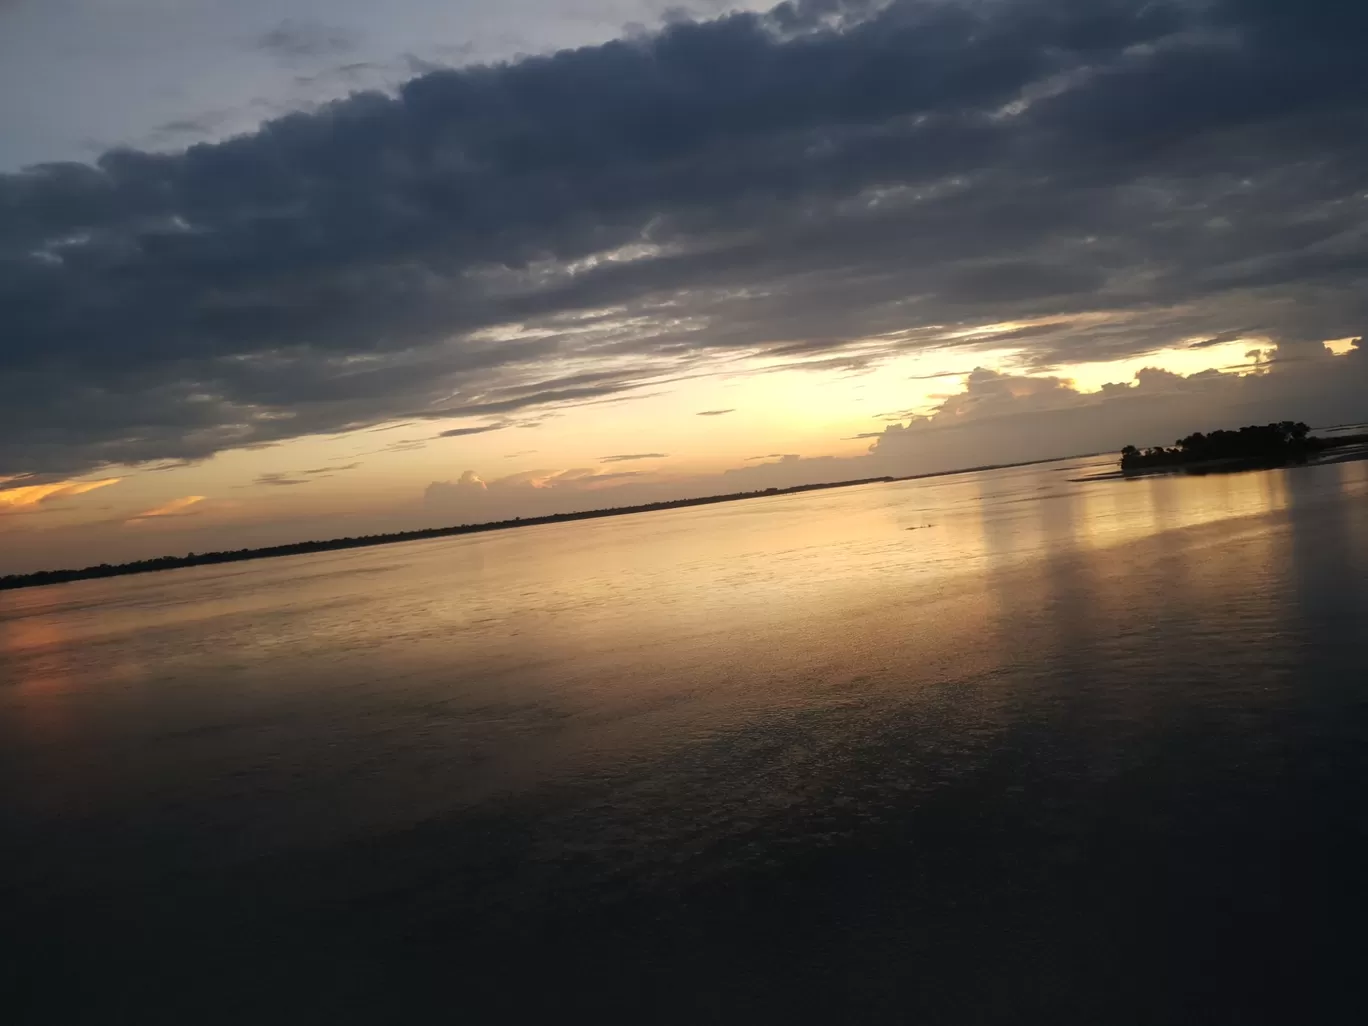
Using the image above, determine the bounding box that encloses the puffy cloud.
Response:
[426,464,674,513]
[4,0,1368,480]
[424,470,488,505]
[866,338,1368,474]
[420,338,1368,522]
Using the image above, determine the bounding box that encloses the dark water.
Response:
[4,456,1368,1024]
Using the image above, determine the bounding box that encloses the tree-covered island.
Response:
[1120,421,1368,475]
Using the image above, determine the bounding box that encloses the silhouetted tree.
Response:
[1120,420,1334,475]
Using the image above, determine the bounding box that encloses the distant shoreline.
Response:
[2,477,893,592]
[1,452,1116,592]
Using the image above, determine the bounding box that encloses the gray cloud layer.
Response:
[4,0,1368,481]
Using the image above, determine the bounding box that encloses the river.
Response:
[4,455,1368,1023]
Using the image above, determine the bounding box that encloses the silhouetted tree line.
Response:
[1120,421,1330,473]
[0,477,894,591]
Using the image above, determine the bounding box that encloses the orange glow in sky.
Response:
[0,477,121,509]
[128,496,207,521]
[0,326,1360,576]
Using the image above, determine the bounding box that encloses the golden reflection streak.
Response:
[1,616,72,693]
[0,613,75,748]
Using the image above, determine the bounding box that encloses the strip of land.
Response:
[14,442,1319,593]
[1,477,900,591]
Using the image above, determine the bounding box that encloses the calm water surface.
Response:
[5,457,1368,1023]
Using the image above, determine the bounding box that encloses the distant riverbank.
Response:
[3,451,1125,591]
[1,477,895,591]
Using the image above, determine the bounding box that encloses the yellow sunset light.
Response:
[0,478,121,509]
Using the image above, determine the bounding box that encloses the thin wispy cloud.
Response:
[600,453,669,463]
[907,370,974,381]
[1188,331,1255,350]
[256,19,359,59]
[591,471,649,482]
[696,409,735,417]
[128,496,205,520]
[437,424,506,438]
[0,477,120,510]
[355,439,429,456]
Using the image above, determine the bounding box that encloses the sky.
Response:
[2,0,1368,574]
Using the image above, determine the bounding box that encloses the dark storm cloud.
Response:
[937,261,1109,306]
[4,0,1368,478]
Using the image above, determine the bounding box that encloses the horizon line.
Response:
[1,451,1108,590]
